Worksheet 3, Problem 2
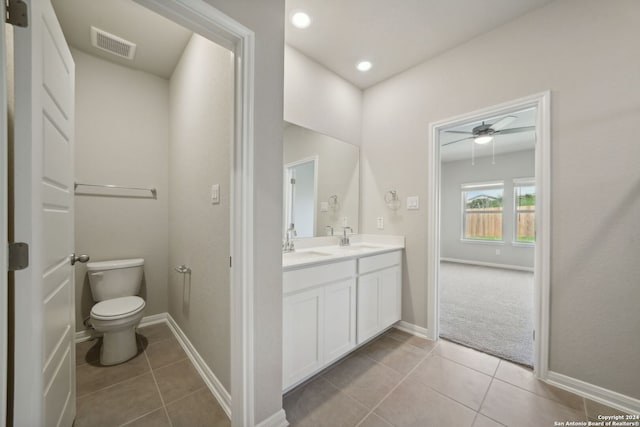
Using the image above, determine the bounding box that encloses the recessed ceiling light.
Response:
[291,11,312,29]
[356,61,372,72]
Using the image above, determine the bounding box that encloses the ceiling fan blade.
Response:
[495,126,536,135]
[442,136,473,146]
[444,130,473,135]
[491,115,516,131]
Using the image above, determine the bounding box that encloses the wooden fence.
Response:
[465,207,535,241]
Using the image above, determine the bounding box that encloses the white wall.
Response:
[168,34,233,391]
[73,48,169,331]
[441,150,534,268]
[361,0,640,400]
[284,45,362,146]
[202,1,286,422]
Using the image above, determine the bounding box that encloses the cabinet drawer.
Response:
[284,260,356,294]
[358,250,401,275]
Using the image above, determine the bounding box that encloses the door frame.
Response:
[284,155,319,238]
[427,91,551,378]
[132,1,256,424]
[1,3,9,424]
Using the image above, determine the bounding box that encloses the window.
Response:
[514,178,536,244]
[461,182,504,242]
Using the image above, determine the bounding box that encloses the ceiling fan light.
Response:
[474,135,493,145]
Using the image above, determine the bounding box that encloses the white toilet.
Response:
[87,258,146,365]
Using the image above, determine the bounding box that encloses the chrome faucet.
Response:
[283,223,297,253]
[340,226,352,246]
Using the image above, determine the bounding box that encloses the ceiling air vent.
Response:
[90,26,137,60]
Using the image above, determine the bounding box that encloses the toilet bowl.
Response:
[90,296,145,365]
[87,258,146,365]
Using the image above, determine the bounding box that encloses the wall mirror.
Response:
[283,122,359,238]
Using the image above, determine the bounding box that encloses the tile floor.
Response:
[283,328,627,427]
[76,324,627,427]
[75,323,229,427]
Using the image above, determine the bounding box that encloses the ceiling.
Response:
[52,0,192,79]
[285,0,555,89]
[440,108,536,163]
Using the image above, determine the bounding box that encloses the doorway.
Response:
[284,156,318,238]
[6,0,257,425]
[427,92,551,377]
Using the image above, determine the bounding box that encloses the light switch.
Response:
[211,184,220,204]
[320,201,329,212]
[377,217,384,230]
[407,196,419,210]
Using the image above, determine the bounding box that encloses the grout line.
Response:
[142,348,174,427]
[475,375,496,425]
[583,398,590,421]
[162,385,208,407]
[431,350,498,378]
[149,354,190,372]
[76,368,151,400]
[354,340,439,426]
[118,407,163,427]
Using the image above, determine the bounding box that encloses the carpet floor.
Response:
[439,261,534,366]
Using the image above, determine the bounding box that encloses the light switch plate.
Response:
[376,217,384,230]
[211,184,220,204]
[407,196,419,210]
[320,201,329,212]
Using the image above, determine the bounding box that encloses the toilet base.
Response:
[100,327,139,365]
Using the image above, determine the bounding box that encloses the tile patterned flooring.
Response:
[75,323,229,427]
[77,324,626,427]
[284,328,626,427]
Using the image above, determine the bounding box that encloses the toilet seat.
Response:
[91,296,145,320]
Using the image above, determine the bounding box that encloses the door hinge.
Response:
[229,256,232,268]
[8,242,29,271]
[5,0,28,27]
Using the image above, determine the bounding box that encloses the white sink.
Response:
[283,250,332,259]
[334,244,380,252]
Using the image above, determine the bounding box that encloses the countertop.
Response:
[283,235,405,270]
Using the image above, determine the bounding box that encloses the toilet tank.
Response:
[87,258,145,302]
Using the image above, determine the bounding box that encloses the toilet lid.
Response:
[91,296,145,319]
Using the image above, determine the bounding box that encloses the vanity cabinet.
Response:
[357,251,402,344]
[283,249,402,391]
[283,261,356,390]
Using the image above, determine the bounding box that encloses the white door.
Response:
[13,0,76,425]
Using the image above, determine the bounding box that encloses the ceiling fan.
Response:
[442,116,535,146]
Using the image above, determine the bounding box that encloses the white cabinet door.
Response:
[357,272,381,344]
[283,288,324,389]
[324,279,356,364]
[379,265,401,329]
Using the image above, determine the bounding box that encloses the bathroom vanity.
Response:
[282,237,404,391]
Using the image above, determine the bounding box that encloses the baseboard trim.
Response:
[74,312,170,343]
[165,314,232,419]
[547,371,640,415]
[256,409,289,427]
[394,321,430,340]
[440,257,534,272]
